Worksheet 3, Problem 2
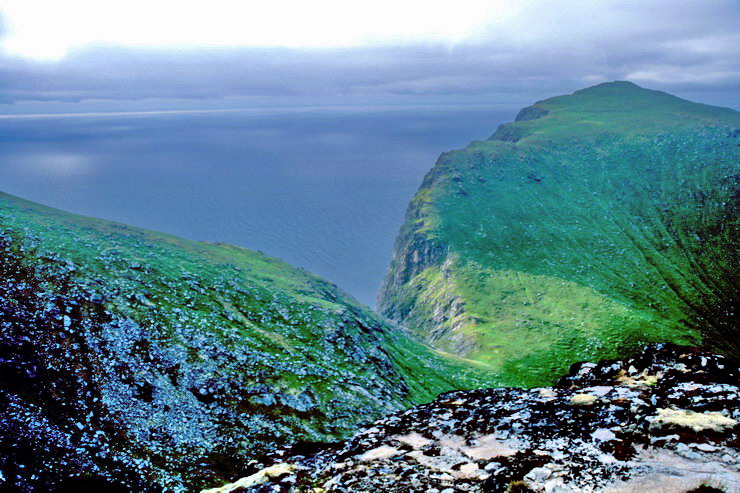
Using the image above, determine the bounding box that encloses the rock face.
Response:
[378,81,740,387]
[0,192,497,492]
[207,344,739,493]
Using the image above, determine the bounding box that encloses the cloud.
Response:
[0,0,511,60]
[0,0,737,106]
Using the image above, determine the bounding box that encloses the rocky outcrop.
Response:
[378,166,449,320]
[383,254,480,357]
[207,344,739,492]
[513,105,550,122]
[378,227,448,319]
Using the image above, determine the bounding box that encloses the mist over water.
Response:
[0,104,517,306]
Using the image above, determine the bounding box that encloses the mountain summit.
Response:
[379,82,739,386]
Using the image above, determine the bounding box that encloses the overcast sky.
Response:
[0,0,738,111]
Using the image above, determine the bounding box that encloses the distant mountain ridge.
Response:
[379,81,739,386]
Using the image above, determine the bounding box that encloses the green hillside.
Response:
[379,81,739,387]
[0,192,497,491]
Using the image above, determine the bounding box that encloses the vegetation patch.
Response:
[379,82,739,387]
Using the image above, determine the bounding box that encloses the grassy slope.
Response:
[0,191,498,489]
[0,191,499,400]
[380,82,739,387]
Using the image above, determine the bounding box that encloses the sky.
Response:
[0,0,738,111]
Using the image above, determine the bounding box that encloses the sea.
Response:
[0,104,517,307]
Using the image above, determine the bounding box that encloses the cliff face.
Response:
[378,81,739,387]
[202,344,740,493]
[0,193,498,492]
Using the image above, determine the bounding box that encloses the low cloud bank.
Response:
[0,0,737,106]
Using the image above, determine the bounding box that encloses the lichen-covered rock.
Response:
[212,344,738,492]
[569,393,598,406]
[202,464,295,493]
[650,409,738,433]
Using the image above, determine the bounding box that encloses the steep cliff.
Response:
[0,192,498,492]
[379,81,739,387]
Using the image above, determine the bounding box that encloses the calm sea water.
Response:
[0,104,517,306]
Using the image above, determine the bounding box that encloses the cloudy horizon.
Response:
[0,0,738,112]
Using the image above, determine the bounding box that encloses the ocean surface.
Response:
[0,104,517,306]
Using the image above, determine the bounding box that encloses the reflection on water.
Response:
[0,104,517,306]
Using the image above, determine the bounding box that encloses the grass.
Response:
[380,81,739,386]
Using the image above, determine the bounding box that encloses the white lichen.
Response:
[201,463,295,493]
[649,408,737,432]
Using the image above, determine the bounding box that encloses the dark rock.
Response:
[213,345,738,493]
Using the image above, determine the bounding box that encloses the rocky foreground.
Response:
[206,344,739,493]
